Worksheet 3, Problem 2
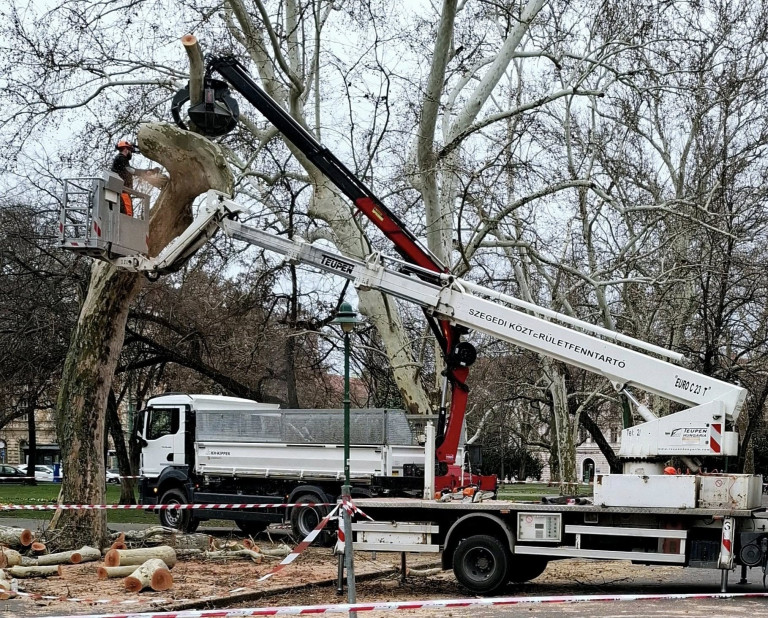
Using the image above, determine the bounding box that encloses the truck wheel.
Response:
[508,556,547,583]
[290,494,332,546]
[453,534,510,595]
[236,520,269,536]
[159,488,199,533]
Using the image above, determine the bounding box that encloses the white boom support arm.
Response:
[116,191,747,463]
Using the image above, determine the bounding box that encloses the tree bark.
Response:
[124,558,173,592]
[54,123,234,549]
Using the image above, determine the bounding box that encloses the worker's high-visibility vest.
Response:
[120,192,133,217]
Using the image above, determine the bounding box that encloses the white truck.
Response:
[59,55,768,594]
[136,393,436,538]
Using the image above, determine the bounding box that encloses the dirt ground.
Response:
[2,529,688,617]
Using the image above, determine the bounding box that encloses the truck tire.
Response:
[236,520,269,536]
[159,488,199,533]
[508,556,547,583]
[453,534,510,595]
[290,493,332,546]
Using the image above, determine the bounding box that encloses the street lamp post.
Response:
[331,302,360,609]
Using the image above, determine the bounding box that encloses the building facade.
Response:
[0,408,60,466]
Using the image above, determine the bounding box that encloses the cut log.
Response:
[105,545,177,568]
[3,547,32,567]
[37,550,79,566]
[115,526,177,542]
[401,566,442,577]
[72,546,102,564]
[8,564,62,578]
[0,526,33,547]
[98,565,142,580]
[260,544,292,557]
[175,548,202,558]
[37,545,101,566]
[124,559,173,592]
[20,556,38,567]
[0,571,10,591]
[30,542,46,554]
[202,549,263,563]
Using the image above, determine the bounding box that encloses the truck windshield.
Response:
[146,407,180,440]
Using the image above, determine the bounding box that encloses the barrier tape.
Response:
[36,591,768,618]
[257,503,341,582]
[0,502,334,511]
[341,496,373,521]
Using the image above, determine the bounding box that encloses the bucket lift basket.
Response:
[58,172,150,260]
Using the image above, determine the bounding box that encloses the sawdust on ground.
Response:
[2,533,685,617]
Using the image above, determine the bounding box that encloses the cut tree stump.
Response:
[30,541,47,554]
[124,559,173,592]
[98,565,143,580]
[105,545,177,568]
[0,526,33,547]
[8,564,62,578]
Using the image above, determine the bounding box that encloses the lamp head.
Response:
[332,301,360,334]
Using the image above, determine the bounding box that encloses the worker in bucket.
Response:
[111,140,162,216]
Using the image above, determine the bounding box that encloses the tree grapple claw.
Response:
[171,78,239,137]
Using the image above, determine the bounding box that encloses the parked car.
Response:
[17,464,55,482]
[106,469,121,484]
[0,464,30,483]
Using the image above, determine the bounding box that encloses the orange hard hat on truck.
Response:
[663,466,677,475]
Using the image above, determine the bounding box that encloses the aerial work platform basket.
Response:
[58,172,150,259]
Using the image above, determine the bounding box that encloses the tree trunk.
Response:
[26,396,37,486]
[53,124,234,549]
[124,558,173,592]
[105,545,177,568]
[546,361,577,487]
[107,389,136,504]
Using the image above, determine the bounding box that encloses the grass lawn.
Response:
[496,481,593,501]
[0,481,593,526]
[0,483,156,524]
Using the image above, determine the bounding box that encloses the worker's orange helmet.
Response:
[116,140,135,152]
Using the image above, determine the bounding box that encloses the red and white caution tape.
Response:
[0,502,333,511]
[38,591,768,618]
[258,503,341,583]
[341,496,373,521]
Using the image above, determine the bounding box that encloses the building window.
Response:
[0,439,5,463]
[610,426,619,443]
